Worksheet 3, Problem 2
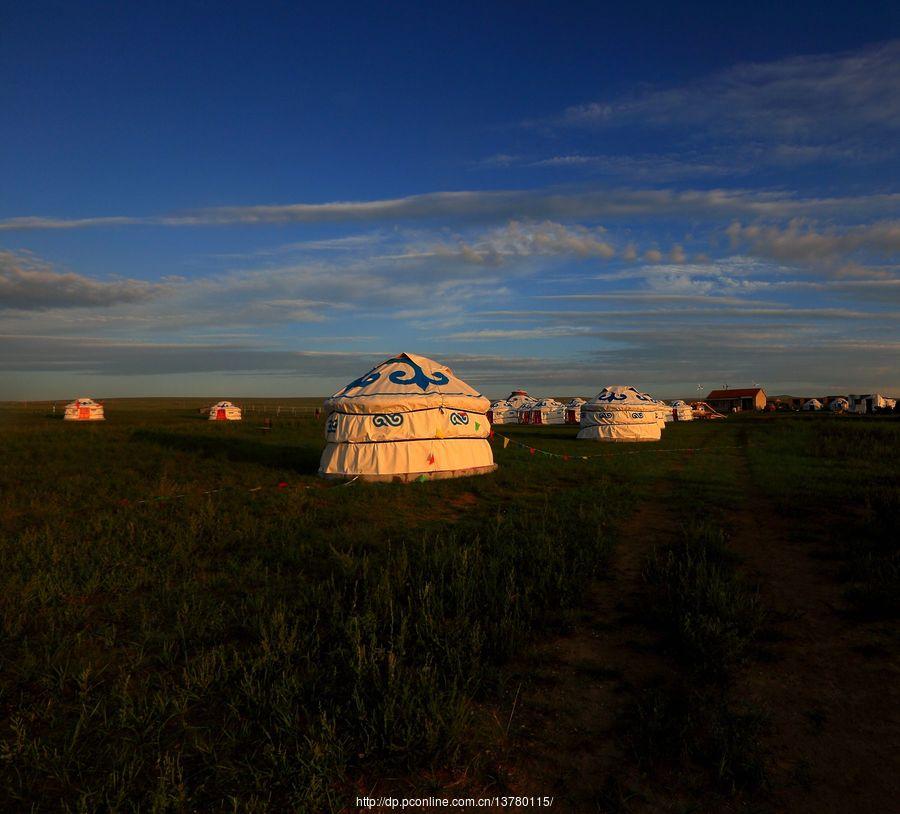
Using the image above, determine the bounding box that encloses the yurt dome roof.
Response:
[326,352,489,414]
[584,385,660,409]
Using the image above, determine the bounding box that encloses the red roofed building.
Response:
[705,387,766,412]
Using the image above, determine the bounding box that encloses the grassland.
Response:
[1,403,898,812]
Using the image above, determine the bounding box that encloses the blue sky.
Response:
[2,1,899,399]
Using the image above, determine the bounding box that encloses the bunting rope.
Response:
[490,430,746,460]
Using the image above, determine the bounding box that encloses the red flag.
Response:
[529,447,535,455]
[563,454,569,461]
[427,453,435,465]
[278,481,288,488]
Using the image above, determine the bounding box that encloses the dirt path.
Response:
[493,462,693,812]
[728,446,900,813]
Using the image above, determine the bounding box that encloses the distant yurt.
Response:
[516,398,538,424]
[565,397,586,424]
[671,400,694,421]
[802,399,823,411]
[578,386,663,442]
[506,390,532,410]
[209,400,242,421]
[529,398,567,425]
[319,352,496,482]
[63,397,105,421]
[829,397,850,413]
[488,399,517,424]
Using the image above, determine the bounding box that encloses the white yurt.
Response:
[528,398,567,425]
[829,397,850,413]
[488,399,518,425]
[506,390,531,409]
[577,385,662,442]
[802,399,823,411]
[516,398,538,424]
[319,352,497,482]
[565,398,586,424]
[671,400,694,421]
[63,397,105,421]
[209,400,242,421]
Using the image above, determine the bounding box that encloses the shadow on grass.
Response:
[131,429,321,474]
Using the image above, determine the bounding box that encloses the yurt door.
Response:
[79,407,90,419]
[216,408,226,420]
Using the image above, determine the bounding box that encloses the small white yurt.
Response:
[516,398,538,424]
[671,400,694,421]
[802,399,823,411]
[829,397,850,413]
[565,398,586,424]
[488,399,518,425]
[319,352,496,482]
[578,385,662,442]
[63,397,105,421]
[209,400,242,421]
[506,390,531,409]
[529,398,567,425]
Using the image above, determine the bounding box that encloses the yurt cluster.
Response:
[61,352,897,484]
[319,354,691,482]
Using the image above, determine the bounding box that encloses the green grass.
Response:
[643,519,767,682]
[1,406,897,809]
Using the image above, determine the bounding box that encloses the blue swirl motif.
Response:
[326,416,338,433]
[449,412,469,426]
[631,412,644,419]
[387,357,450,391]
[597,392,628,402]
[338,370,380,395]
[373,413,403,427]
[600,412,614,419]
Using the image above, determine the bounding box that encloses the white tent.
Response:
[803,399,823,411]
[671,400,694,421]
[565,397,586,424]
[516,398,539,424]
[578,386,662,442]
[829,397,850,413]
[209,400,242,421]
[63,397,105,421]
[319,352,497,482]
[528,398,566,425]
[506,390,532,410]
[488,399,517,425]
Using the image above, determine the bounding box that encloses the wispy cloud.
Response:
[0,250,170,310]
[4,188,900,231]
[554,40,900,155]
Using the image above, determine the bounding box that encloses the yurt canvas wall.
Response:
[319,353,496,482]
[803,399,823,411]
[488,399,517,424]
[829,397,850,413]
[529,398,566,425]
[578,386,662,442]
[63,398,105,421]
